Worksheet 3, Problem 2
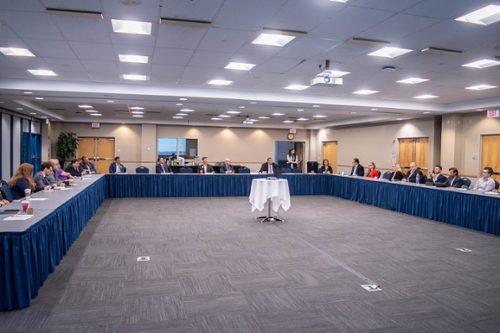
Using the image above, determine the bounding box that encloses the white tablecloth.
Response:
[249,179,291,212]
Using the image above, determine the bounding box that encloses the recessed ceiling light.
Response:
[35,97,44,100]
[414,94,439,99]
[423,112,431,114]
[78,105,93,108]
[107,100,114,103]
[28,69,57,76]
[176,113,188,116]
[132,115,143,118]
[16,108,23,110]
[130,107,144,110]
[0,47,35,57]
[122,74,148,81]
[179,98,187,101]
[239,106,245,109]
[462,59,500,68]
[249,119,259,122]
[297,109,304,111]
[226,110,240,114]
[313,115,327,118]
[30,112,36,115]
[283,120,294,123]
[351,112,357,114]
[118,54,149,63]
[284,85,309,90]
[86,110,98,113]
[131,111,144,114]
[218,114,231,118]
[207,79,233,85]
[272,113,285,116]
[371,108,377,111]
[297,118,309,121]
[41,116,47,118]
[465,84,498,90]
[23,91,33,94]
[353,90,378,95]
[312,105,320,107]
[397,78,429,84]
[176,103,183,106]
[173,116,183,119]
[250,101,257,104]
[455,4,500,26]
[252,29,303,47]
[211,117,222,120]
[111,19,152,35]
[368,47,412,58]
[90,113,102,116]
[397,118,403,120]
[180,109,194,112]
[225,62,256,70]
[259,116,270,119]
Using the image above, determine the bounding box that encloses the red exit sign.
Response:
[487,109,499,118]
[91,122,100,128]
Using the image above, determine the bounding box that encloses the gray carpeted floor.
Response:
[1,195,500,333]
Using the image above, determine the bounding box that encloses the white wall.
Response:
[1,114,11,180]
[12,117,21,173]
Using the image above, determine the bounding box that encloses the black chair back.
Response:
[495,181,499,190]
[238,167,250,174]
[135,166,149,174]
[180,167,193,174]
[292,168,302,174]
[382,171,391,179]
[1,183,14,203]
[461,178,471,189]
[282,168,292,174]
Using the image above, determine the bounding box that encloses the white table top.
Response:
[249,178,291,212]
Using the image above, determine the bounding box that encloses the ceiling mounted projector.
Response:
[243,115,253,124]
[311,60,343,86]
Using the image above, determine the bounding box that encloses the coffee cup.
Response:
[24,189,31,198]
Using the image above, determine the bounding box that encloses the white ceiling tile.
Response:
[312,42,374,62]
[213,0,288,30]
[212,68,248,80]
[177,76,208,87]
[156,25,207,49]
[0,12,65,40]
[402,0,494,20]
[52,16,111,43]
[198,28,255,53]
[41,0,103,11]
[161,0,224,22]
[182,66,219,78]
[24,39,78,59]
[0,24,17,38]
[81,60,119,73]
[308,7,394,41]
[43,58,86,71]
[88,72,120,82]
[153,47,194,66]
[58,71,93,81]
[229,53,272,65]
[276,38,342,60]
[237,43,282,57]
[102,0,161,21]
[110,32,157,47]
[70,41,116,60]
[6,56,50,69]
[0,67,33,79]
[188,50,233,68]
[356,14,440,43]
[286,60,335,76]
[228,76,269,90]
[0,37,29,49]
[353,0,423,12]
[117,62,151,75]
[0,0,45,11]
[253,57,304,74]
[150,64,185,76]
[112,44,155,56]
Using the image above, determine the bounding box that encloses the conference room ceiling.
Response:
[0,0,499,128]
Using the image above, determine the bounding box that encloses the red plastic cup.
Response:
[311,171,315,174]
[22,202,29,212]
[200,170,203,174]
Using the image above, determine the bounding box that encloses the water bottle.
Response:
[416,175,419,184]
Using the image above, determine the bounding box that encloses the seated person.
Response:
[49,159,69,185]
[79,156,96,174]
[436,167,463,188]
[402,162,425,183]
[474,167,496,192]
[0,199,9,206]
[318,159,333,174]
[390,164,404,181]
[197,157,214,174]
[65,158,86,177]
[156,157,173,174]
[366,162,380,178]
[34,163,60,188]
[427,165,447,185]
[350,158,364,176]
[109,156,126,174]
[8,163,51,200]
[220,158,234,174]
[259,157,279,174]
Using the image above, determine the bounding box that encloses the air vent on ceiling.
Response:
[46,8,103,19]
[48,108,65,111]
[347,38,389,47]
[160,18,211,28]
[421,47,462,55]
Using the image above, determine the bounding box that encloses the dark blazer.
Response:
[428,173,446,185]
[9,177,45,200]
[156,163,172,174]
[33,171,55,187]
[79,162,96,173]
[350,164,364,176]
[65,164,82,177]
[220,164,234,173]
[259,162,279,173]
[109,162,126,173]
[436,175,463,188]
[197,164,214,174]
[389,171,404,181]
[404,170,426,183]
[318,166,333,174]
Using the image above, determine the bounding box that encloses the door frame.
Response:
[397,136,430,174]
[322,141,338,173]
[480,133,500,180]
[77,136,116,171]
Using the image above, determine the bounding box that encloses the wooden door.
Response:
[415,138,429,176]
[482,135,500,183]
[323,142,337,174]
[97,138,115,174]
[399,138,429,175]
[77,138,96,162]
[294,142,304,171]
[398,138,413,175]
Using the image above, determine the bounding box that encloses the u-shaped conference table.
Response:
[1,173,499,310]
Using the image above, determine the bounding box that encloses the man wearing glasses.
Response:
[474,167,496,192]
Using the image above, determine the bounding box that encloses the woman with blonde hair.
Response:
[8,163,51,200]
[390,163,404,181]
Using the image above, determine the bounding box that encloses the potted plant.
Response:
[56,132,79,167]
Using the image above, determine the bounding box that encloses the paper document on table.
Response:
[28,198,48,201]
[4,215,33,221]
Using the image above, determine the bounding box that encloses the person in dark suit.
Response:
[65,159,86,177]
[427,165,447,185]
[259,157,279,174]
[350,158,364,176]
[156,157,172,174]
[79,156,96,174]
[402,162,426,183]
[109,156,126,174]
[220,158,234,174]
[317,159,333,174]
[197,156,214,174]
[389,164,404,181]
[436,167,463,188]
[8,163,51,200]
[33,163,59,188]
